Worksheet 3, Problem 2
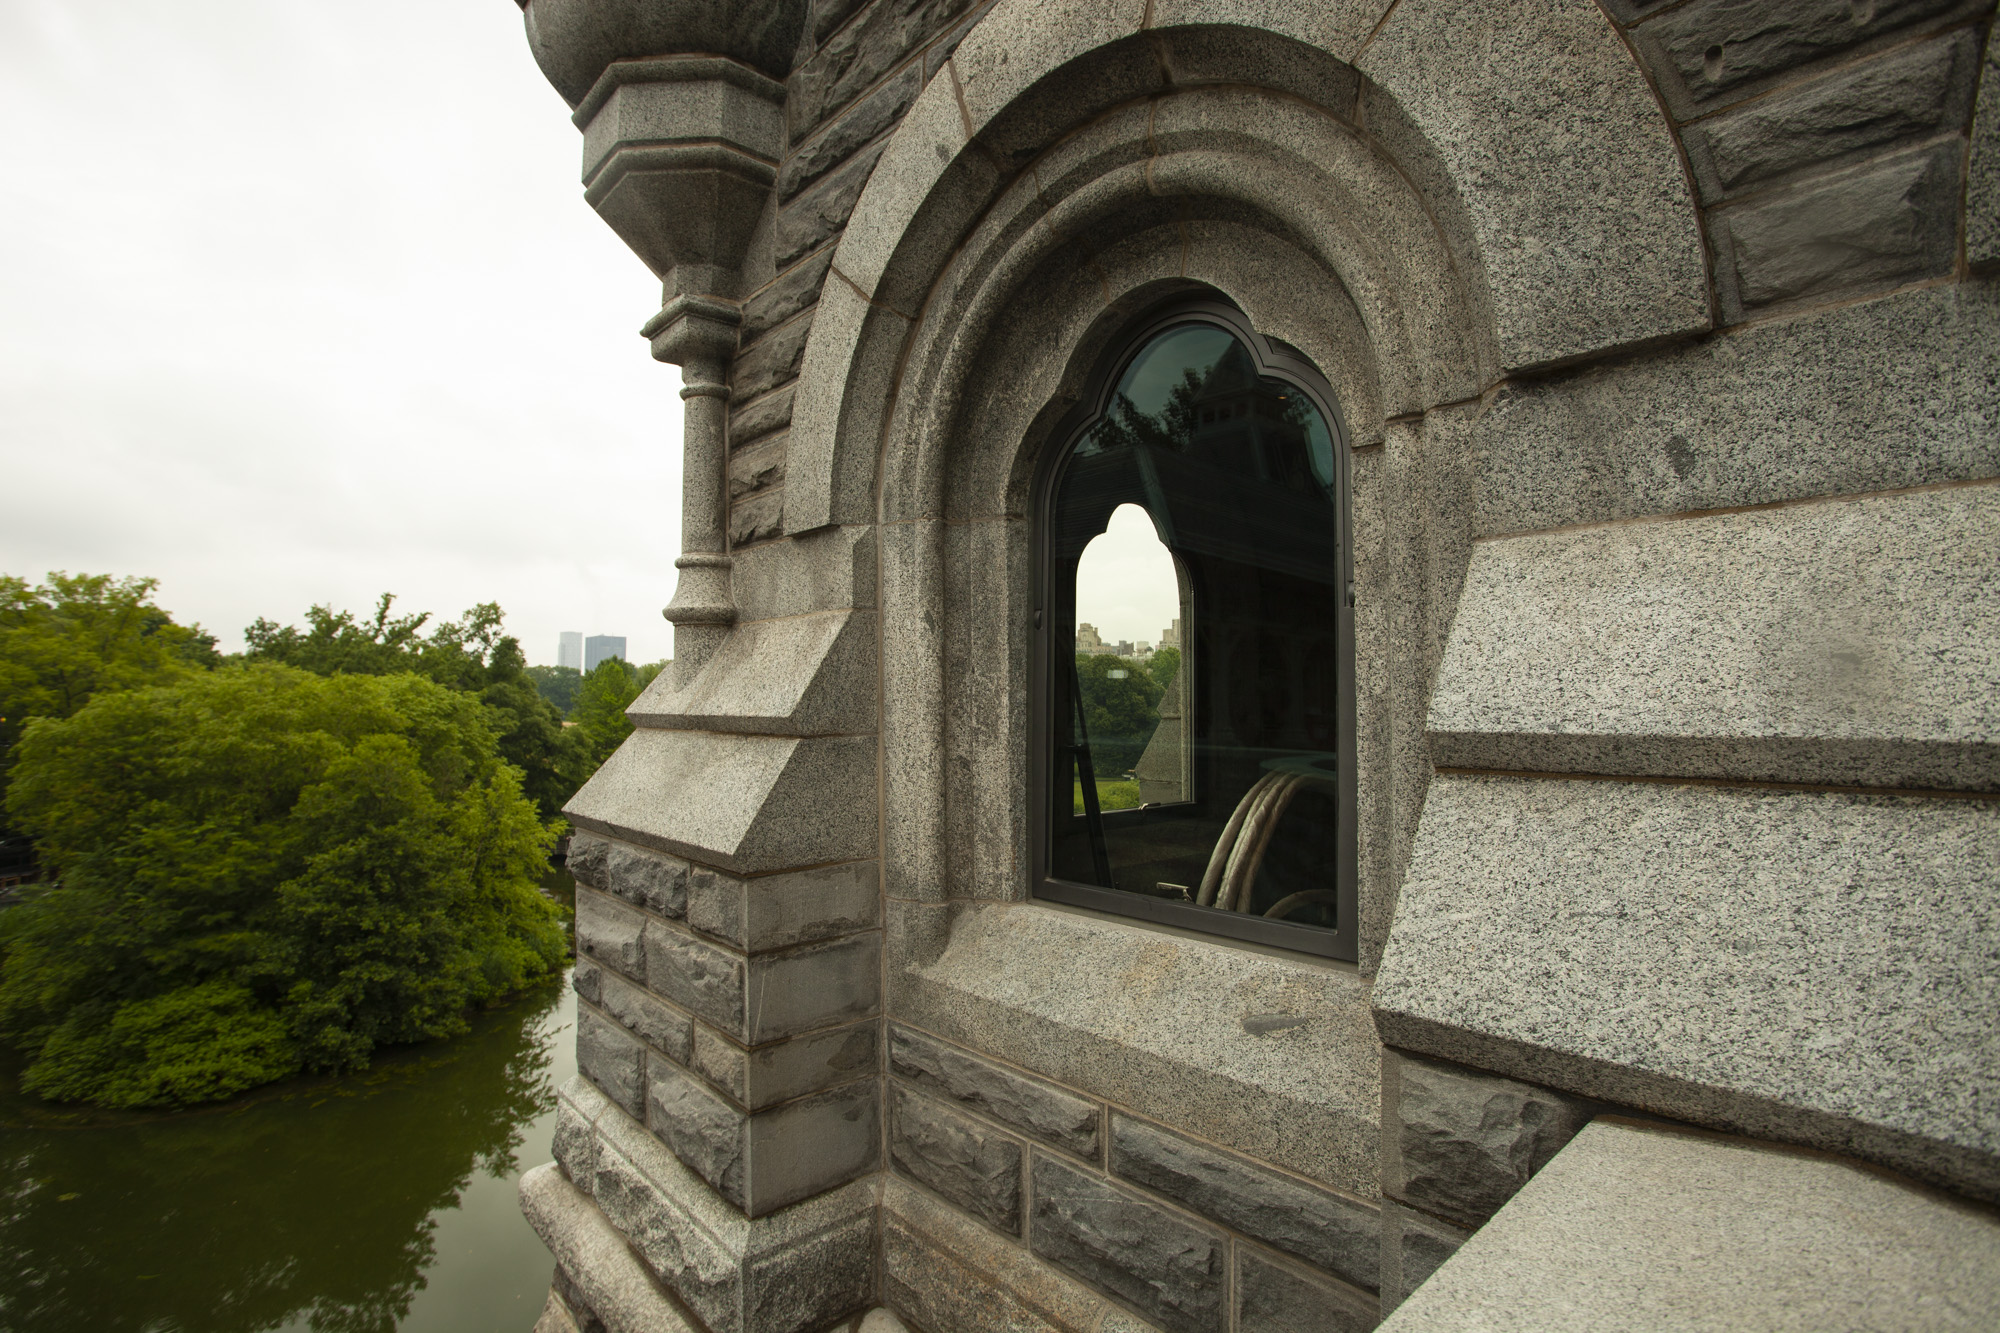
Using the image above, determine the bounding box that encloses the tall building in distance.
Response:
[557,631,583,671]
[584,635,627,673]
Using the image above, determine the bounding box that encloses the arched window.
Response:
[1033,298,1357,960]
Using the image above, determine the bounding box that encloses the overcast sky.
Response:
[0,0,682,667]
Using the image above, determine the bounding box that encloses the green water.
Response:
[0,970,576,1333]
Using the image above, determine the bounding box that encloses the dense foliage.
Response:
[525,664,581,717]
[245,595,583,819]
[0,574,216,839]
[570,657,665,774]
[0,665,567,1108]
[1075,653,1164,779]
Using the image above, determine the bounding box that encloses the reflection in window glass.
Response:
[1045,321,1348,938]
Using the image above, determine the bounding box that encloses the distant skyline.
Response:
[0,0,682,666]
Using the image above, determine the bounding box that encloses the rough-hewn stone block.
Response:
[1110,1114,1379,1291]
[776,139,887,269]
[577,1005,647,1120]
[598,970,695,1066]
[569,836,690,919]
[574,887,647,981]
[1236,1248,1379,1333]
[890,1084,1025,1233]
[687,860,880,954]
[1721,141,1960,312]
[1384,1051,1592,1229]
[742,250,833,345]
[1647,0,1965,103]
[572,956,604,1006]
[648,1058,749,1207]
[1029,1154,1226,1333]
[788,0,977,141]
[644,919,748,1034]
[781,64,919,202]
[730,384,796,447]
[729,435,787,501]
[732,308,817,404]
[731,490,787,547]
[890,1025,1101,1157]
[1378,1201,1468,1316]
[1686,31,1974,198]
[692,1018,878,1110]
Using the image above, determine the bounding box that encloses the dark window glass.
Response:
[1035,309,1356,959]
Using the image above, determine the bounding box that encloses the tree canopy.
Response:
[1075,653,1164,779]
[0,664,568,1108]
[570,657,665,773]
[245,595,584,820]
[0,574,215,835]
[525,664,581,717]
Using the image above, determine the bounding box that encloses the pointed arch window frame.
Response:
[1028,295,1360,962]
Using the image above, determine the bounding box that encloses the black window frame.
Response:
[1029,295,1360,962]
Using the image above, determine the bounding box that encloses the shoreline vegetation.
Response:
[0,572,638,1112]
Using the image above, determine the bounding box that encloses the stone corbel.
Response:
[571,54,787,683]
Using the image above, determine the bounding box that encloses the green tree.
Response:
[525,664,582,716]
[570,657,665,773]
[1147,645,1182,694]
[246,595,583,820]
[1075,654,1163,779]
[0,573,215,839]
[0,664,567,1109]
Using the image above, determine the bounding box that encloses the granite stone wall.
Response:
[1613,0,1992,322]
[884,1023,1382,1333]
[726,0,996,547]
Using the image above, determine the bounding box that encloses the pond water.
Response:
[0,967,575,1333]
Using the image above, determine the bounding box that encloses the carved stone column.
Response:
[570,54,786,682]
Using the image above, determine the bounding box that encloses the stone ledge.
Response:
[1379,1119,2000,1331]
[566,728,876,873]
[628,609,877,737]
[890,900,1380,1197]
[881,1177,1162,1333]
[550,1076,879,1333]
[1429,485,2000,791]
[1374,775,2000,1203]
[519,1163,699,1333]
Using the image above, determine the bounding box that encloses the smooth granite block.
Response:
[1379,1119,2000,1332]
[1972,21,2000,268]
[1468,279,2000,537]
[1382,1051,1593,1228]
[890,1024,1101,1158]
[894,899,1382,1197]
[890,1083,1025,1234]
[1235,1247,1380,1333]
[627,609,876,737]
[1374,774,2000,1202]
[1109,1114,1380,1292]
[1357,0,1710,370]
[1030,1154,1227,1333]
[565,728,877,874]
[1431,485,2000,790]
